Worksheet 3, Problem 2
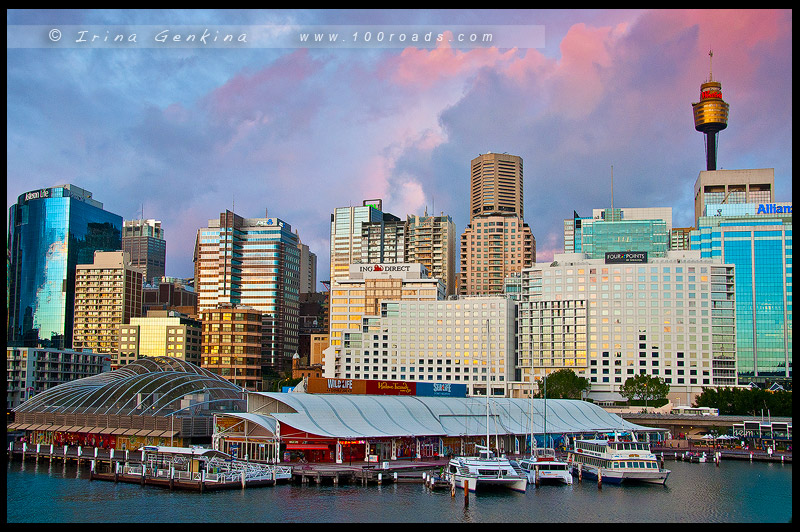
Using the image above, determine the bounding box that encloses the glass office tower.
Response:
[7,185,123,349]
[580,217,669,259]
[690,202,792,386]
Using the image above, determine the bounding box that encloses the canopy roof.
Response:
[14,357,245,417]
[251,393,661,439]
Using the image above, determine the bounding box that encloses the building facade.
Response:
[119,310,202,366]
[407,213,458,296]
[330,199,393,285]
[297,240,317,295]
[122,219,166,285]
[7,347,111,409]
[690,202,792,386]
[460,213,535,295]
[72,251,144,365]
[7,185,122,350]
[693,168,774,226]
[195,210,301,373]
[142,277,198,316]
[580,216,669,259]
[200,305,264,391]
[329,296,516,397]
[514,251,737,405]
[469,152,524,220]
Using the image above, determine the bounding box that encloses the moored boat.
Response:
[567,434,670,485]
[518,447,573,485]
[447,446,528,493]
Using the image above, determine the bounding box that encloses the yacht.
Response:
[567,434,670,485]
[518,447,573,485]
[447,445,528,493]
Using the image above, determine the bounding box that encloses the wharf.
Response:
[290,459,450,486]
[650,446,791,463]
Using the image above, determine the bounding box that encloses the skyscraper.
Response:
[7,185,122,349]
[329,199,396,285]
[407,213,457,296]
[461,153,535,296]
[194,210,300,373]
[692,50,730,171]
[122,219,166,285]
[72,251,144,366]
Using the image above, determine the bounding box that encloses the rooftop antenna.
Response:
[611,165,614,220]
[708,49,713,82]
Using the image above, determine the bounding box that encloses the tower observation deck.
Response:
[692,50,729,171]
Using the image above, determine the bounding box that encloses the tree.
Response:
[619,374,669,404]
[694,387,792,417]
[534,369,590,399]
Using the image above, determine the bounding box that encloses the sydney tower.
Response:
[692,51,730,171]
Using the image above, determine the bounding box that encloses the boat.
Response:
[517,373,572,486]
[567,433,670,485]
[519,446,573,486]
[445,321,527,493]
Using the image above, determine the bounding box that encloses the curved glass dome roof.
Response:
[14,357,246,417]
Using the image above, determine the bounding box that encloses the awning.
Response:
[97,427,116,434]
[137,429,157,436]
[285,443,332,450]
[111,428,129,435]
[7,423,22,430]
[123,429,140,435]
[160,430,179,438]
[78,426,97,433]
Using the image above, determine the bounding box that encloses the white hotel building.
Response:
[514,250,737,405]
[324,296,516,397]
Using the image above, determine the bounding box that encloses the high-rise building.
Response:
[469,153,524,220]
[194,211,300,373]
[693,168,774,226]
[460,213,535,295]
[461,153,535,296]
[297,239,317,295]
[407,213,457,296]
[122,219,166,285]
[690,201,792,386]
[670,227,695,251]
[360,216,406,264]
[7,185,122,350]
[142,277,198,316]
[72,251,144,366]
[514,251,737,404]
[200,305,264,391]
[579,216,669,259]
[119,310,202,367]
[692,50,730,171]
[330,199,394,285]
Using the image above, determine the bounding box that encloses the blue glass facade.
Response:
[690,206,792,384]
[580,218,668,259]
[7,186,122,349]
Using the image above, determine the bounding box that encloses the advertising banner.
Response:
[366,380,416,395]
[416,382,468,398]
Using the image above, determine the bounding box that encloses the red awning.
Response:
[285,444,331,450]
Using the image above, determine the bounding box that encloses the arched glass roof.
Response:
[253,393,660,439]
[14,357,246,417]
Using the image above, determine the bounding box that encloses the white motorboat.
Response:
[518,447,573,485]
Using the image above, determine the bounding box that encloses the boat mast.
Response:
[486,320,491,454]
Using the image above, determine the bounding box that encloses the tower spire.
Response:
[708,49,713,82]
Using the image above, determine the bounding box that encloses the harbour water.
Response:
[6,458,792,522]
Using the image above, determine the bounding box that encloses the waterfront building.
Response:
[71,251,144,367]
[407,213,458,296]
[119,310,202,367]
[7,185,123,350]
[194,210,300,373]
[690,202,792,386]
[200,305,265,391]
[514,250,737,404]
[324,263,443,373]
[9,357,245,449]
[330,199,396,285]
[331,296,516,397]
[693,168,774,227]
[122,219,166,285]
[212,392,667,464]
[6,346,111,409]
[461,153,535,296]
[142,277,198,316]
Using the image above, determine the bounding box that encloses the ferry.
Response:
[447,445,528,493]
[518,447,573,485]
[567,434,670,485]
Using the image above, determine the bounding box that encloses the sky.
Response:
[7,10,793,290]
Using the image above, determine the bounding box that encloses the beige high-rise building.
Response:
[460,213,535,295]
[119,310,202,367]
[461,153,534,296]
[407,213,457,296]
[72,251,144,366]
[469,152,524,221]
[693,168,774,226]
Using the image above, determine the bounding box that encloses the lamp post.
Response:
[644,383,648,413]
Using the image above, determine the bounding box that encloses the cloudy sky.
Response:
[7,10,792,289]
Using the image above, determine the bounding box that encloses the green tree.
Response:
[534,369,590,399]
[619,374,670,403]
[694,387,792,417]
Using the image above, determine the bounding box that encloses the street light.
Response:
[644,382,648,413]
